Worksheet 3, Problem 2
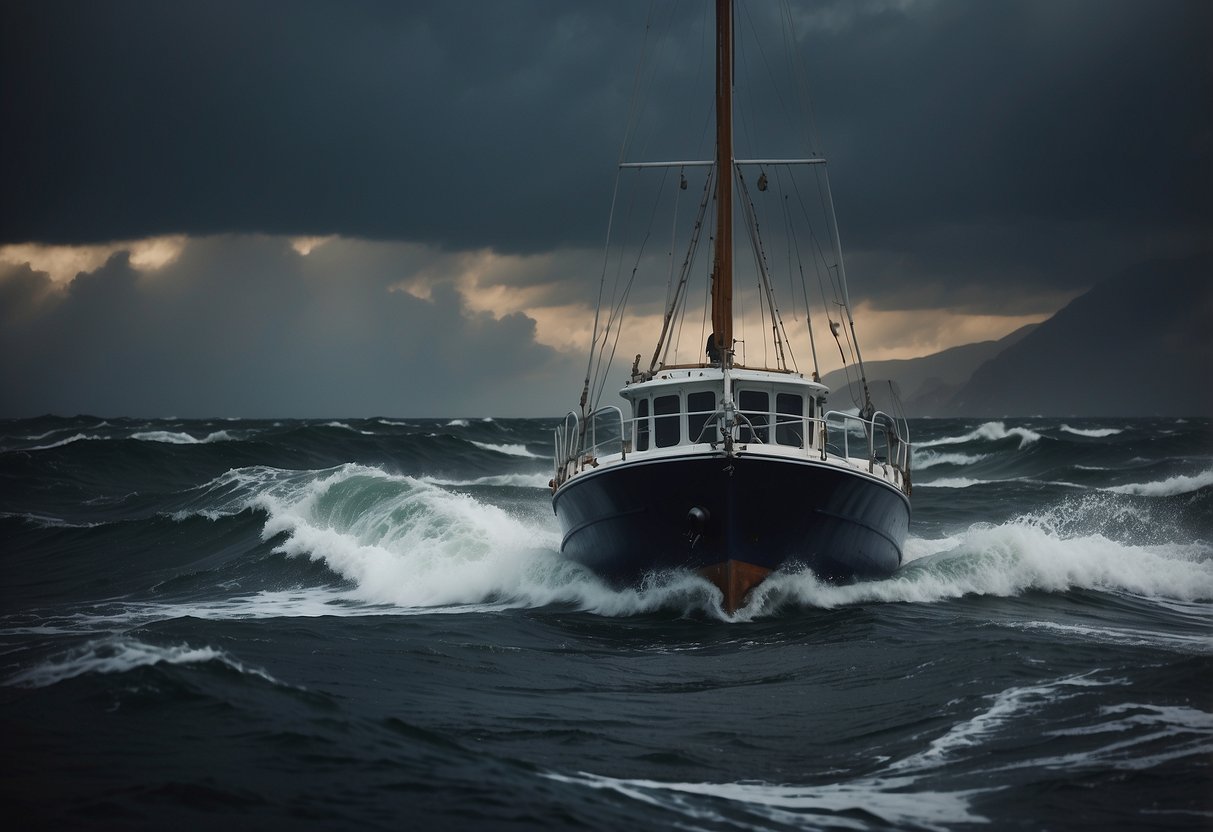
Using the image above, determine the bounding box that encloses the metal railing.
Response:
[553,403,912,493]
[822,409,912,476]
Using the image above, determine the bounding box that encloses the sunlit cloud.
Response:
[0,236,187,284]
[290,235,336,256]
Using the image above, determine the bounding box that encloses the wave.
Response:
[916,477,987,489]
[544,671,1211,826]
[321,421,375,435]
[543,769,986,829]
[1034,702,1213,772]
[913,451,989,470]
[1105,469,1213,497]
[917,421,1042,450]
[1004,620,1213,653]
[744,514,1213,615]
[426,473,552,489]
[0,510,102,529]
[5,637,286,689]
[889,673,1117,773]
[446,419,470,427]
[178,464,1211,621]
[130,430,237,444]
[24,432,104,451]
[1060,424,1123,438]
[470,441,542,458]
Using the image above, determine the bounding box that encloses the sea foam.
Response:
[1105,468,1213,497]
[6,637,284,689]
[168,462,1213,621]
[1060,424,1124,438]
[470,441,541,458]
[918,421,1042,450]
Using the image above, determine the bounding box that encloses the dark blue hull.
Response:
[552,452,910,584]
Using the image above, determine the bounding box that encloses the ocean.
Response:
[2,415,1210,830]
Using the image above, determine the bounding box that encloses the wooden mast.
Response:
[710,0,733,362]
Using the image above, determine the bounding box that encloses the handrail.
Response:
[553,403,912,495]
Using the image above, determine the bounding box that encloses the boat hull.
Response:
[552,452,909,591]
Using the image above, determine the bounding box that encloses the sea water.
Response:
[2,416,1210,829]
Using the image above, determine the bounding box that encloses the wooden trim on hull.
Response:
[698,560,772,614]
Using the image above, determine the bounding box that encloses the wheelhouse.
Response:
[620,368,827,452]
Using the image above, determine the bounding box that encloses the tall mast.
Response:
[710,0,733,362]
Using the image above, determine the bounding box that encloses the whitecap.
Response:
[6,637,286,689]
[743,518,1213,613]
[916,477,987,489]
[470,441,541,458]
[426,473,552,489]
[1105,469,1213,497]
[1060,424,1123,438]
[131,429,237,444]
[912,451,989,470]
[24,432,104,451]
[446,419,470,427]
[917,421,1042,450]
[320,421,374,435]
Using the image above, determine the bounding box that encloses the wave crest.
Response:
[917,421,1042,450]
[6,638,284,688]
[1106,469,1213,497]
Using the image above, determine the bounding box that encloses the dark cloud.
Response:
[0,0,1209,373]
[0,237,580,417]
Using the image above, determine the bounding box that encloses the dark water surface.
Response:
[2,416,1211,829]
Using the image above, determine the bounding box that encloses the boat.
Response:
[550,0,912,613]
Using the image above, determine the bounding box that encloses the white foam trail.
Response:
[6,638,285,688]
[1008,703,1213,774]
[913,451,989,470]
[470,441,541,458]
[918,421,1042,450]
[1105,468,1213,497]
[1006,620,1213,653]
[543,771,986,830]
[1060,424,1123,438]
[0,511,101,529]
[890,674,1115,773]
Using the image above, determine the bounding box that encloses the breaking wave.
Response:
[1060,425,1124,438]
[130,430,237,444]
[158,464,1213,623]
[917,421,1042,450]
[912,451,989,470]
[1105,469,1213,497]
[469,441,541,458]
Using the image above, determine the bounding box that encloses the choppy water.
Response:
[2,415,1210,830]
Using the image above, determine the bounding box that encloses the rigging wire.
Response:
[655,166,715,371]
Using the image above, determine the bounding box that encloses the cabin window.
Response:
[776,392,804,446]
[738,390,769,443]
[687,391,716,444]
[654,394,681,448]
[635,398,650,451]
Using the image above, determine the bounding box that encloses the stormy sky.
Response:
[2,0,1209,417]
